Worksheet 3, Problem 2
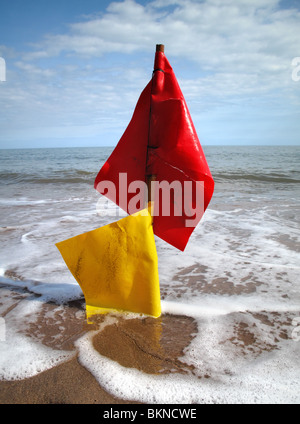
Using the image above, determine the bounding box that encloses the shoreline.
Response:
[1,274,299,404]
[0,313,198,405]
[0,356,138,404]
[0,283,198,404]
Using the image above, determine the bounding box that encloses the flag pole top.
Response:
[156,44,164,53]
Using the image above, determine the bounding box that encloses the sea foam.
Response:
[0,146,299,402]
[75,312,300,404]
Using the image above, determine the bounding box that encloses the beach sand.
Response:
[0,273,298,404]
[0,316,197,404]
[0,356,132,404]
[0,283,198,404]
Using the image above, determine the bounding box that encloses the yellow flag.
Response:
[56,209,161,319]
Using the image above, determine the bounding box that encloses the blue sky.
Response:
[0,0,300,148]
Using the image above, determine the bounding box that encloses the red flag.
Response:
[95,47,214,251]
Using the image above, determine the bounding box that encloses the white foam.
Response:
[0,330,74,381]
[0,273,83,305]
[30,282,83,303]
[76,322,300,404]
[0,296,74,381]
[1,151,299,401]
[161,298,300,318]
[0,198,52,206]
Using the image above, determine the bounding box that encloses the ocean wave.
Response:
[0,170,95,185]
[1,170,299,185]
[213,172,300,183]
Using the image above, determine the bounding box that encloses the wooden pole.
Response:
[156,44,164,53]
[146,45,164,208]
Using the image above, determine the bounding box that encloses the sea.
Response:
[0,145,299,403]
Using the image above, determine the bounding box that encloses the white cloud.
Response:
[1,0,300,147]
[24,0,300,82]
[15,61,56,78]
[0,59,150,146]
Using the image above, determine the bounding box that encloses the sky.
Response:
[0,0,300,148]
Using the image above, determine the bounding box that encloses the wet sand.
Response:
[0,283,198,404]
[0,270,298,404]
[0,356,133,404]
